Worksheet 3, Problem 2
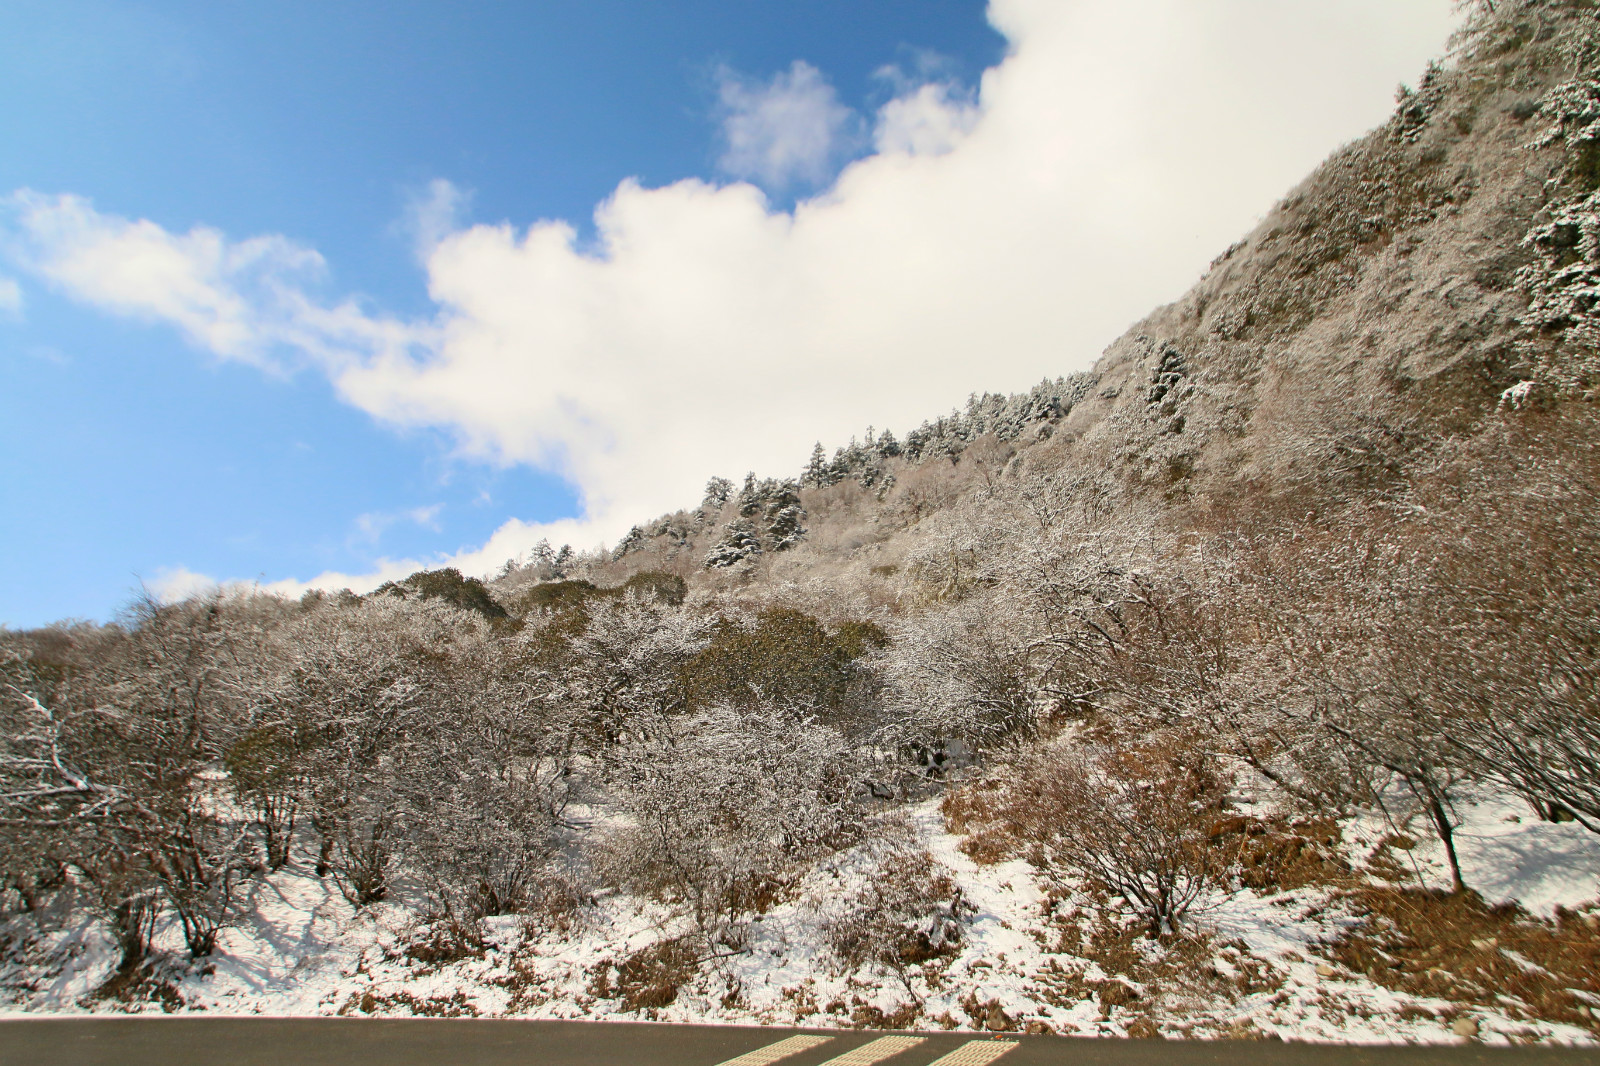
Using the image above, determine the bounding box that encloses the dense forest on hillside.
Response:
[4,0,1600,1041]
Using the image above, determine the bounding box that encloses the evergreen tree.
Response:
[702,477,734,511]
[738,473,761,517]
[805,442,830,487]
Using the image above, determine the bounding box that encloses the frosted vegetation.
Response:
[5,0,1600,1043]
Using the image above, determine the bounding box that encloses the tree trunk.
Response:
[1425,793,1466,894]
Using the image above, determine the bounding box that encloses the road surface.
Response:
[0,1018,1595,1066]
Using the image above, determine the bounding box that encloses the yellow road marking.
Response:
[817,1036,926,1066]
[711,1035,835,1066]
[923,1041,1018,1066]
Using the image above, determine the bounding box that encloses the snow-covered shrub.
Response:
[224,724,302,871]
[1381,406,1600,835]
[1,594,273,958]
[885,596,1038,763]
[557,593,708,740]
[398,644,578,928]
[823,821,969,1000]
[402,770,566,927]
[260,595,491,906]
[599,704,865,948]
[143,801,256,959]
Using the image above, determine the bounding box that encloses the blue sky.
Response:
[1,1,1455,627]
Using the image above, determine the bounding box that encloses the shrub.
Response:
[508,579,605,616]
[600,705,864,948]
[824,824,970,1001]
[986,738,1228,936]
[621,571,688,606]
[376,567,507,621]
[224,724,303,870]
[682,608,881,715]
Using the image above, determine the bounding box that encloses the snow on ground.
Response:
[3,790,1597,1046]
[1405,793,1600,918]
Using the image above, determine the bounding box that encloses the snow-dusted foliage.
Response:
[0,593,284,960]
[1518,73,1600,388]
[702,518,763,569]
[8,0,1600,1041]
[600,705,865,948]
[899,378,1093,462]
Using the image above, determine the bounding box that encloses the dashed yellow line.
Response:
[709,1033,1015,1066]
[711,1035,835,1066]
[923,1041,1018,1066]
[816,1036,927,1066]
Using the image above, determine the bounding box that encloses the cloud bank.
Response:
[3,0,1457,595]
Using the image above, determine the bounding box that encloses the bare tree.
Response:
[999,738,1227,937]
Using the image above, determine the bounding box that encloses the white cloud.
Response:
[146,565,223,604]
[400,179,472,262]
[352,503,445,544]
[2,0,1458,594]
[1,189,427,374]
[873,80,980,157]
[717,60,857,188]
[0,276,22,318]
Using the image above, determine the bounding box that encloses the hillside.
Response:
[5,0,1600,1043]
[558,0,1591,605]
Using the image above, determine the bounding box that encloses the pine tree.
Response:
[805,442,830,487]
[703,520,763,569]
[738,472,761,517]
[702,476,734,511]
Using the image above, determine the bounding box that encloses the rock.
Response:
[985,1004,1013,1032]
[1315,963,1338,978]
[1471,937,1497,951]
[1452,1016,1480,1040]
[1096,981,1138,1008]
[1025,1021,1054,1036]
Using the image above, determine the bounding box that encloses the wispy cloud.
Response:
[0,276,23,319]
[715,60,857,189]
[351,503,445,544]
[1,189,429,374]
[399,178,472,262]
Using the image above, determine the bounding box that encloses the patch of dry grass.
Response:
[1329,888,1600,1037]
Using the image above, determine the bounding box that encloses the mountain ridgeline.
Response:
[550,0,1599,598]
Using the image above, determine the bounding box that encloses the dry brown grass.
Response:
[940,778,1026,866]
[850,996,923,1030]
[1208,816,1352,892]
[587,936,702,1013]
[1329,888,1600,1037]
[338,988,480,1017]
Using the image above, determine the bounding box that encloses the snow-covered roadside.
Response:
[3,792,1597,1045]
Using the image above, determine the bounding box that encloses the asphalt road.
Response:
[2,1019,1597,1066]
